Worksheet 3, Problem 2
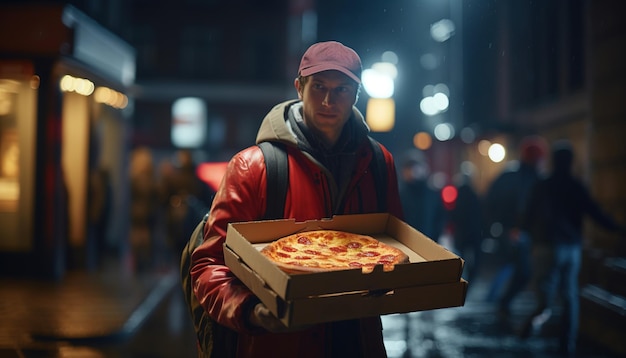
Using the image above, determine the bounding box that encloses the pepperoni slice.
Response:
[295,256,312,260]
[350,262,376,268]
[277,252,291,258]
[282,245,297,252]
[304,249,322,255]
[378,255,397,264]
[347,242,362,249]
[357,251,380,257]
[330,246,348,253]
[297,236,312,245]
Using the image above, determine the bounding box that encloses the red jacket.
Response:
[190,100,403,357]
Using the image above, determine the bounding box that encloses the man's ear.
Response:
[294,78,303,100]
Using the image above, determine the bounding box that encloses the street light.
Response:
[362,60,397,132]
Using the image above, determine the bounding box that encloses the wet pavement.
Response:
[0,250,623,358]
[381,277,620,358]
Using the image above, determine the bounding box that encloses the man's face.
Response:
[295,70,359,145]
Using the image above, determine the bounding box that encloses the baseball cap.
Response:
[298,41,362,84]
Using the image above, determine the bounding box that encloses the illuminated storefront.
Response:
[0,4,135,278]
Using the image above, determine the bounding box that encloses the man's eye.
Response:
[313,84,324,90]
[336,87,355,95]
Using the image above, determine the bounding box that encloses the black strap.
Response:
[258,142,289,220]
[368,136,388,212]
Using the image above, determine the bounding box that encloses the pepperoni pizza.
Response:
[260,230,409,273]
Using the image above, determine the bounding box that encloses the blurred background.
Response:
[0,0,624,357]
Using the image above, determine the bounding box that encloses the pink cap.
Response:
[298,41,362,83]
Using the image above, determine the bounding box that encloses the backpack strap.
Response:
[368,136,388,212]
[258,141,289,220]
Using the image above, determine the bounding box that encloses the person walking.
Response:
[449,165,483,285]
[160,149,215,253]
[519,140,625,357]
[399,149,447,243]
[483,135,548,316]
[189,41,403,357]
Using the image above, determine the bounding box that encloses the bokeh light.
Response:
[362,67,395,98]
[381,51,399,65]
[478,139,491,156]
[420,53,439,70]
[434,123,455,141]
[413,131,432,150]
[488,143,506,162]
[460,127,476,144]
[420,83,450,116]
[365,97,395,132]
[59,75,94,96]
[441,184,458,209]
[171,97,207,148]
[430,19,456,42]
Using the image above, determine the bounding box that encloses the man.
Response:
[190,41,403,357]
[519,140,625,356]
[449,165,483,286]
[483,135,547,314]
[399,149,446,242]
[160,149,215,252]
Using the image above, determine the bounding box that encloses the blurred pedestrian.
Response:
[129,147,159,271]
[88,166,112,259]
[449,162,483,285]
[399,149,447,242]
[483,135,548,316]
[160,149,215,253]
[87,128,112,267]
[519,140,625,356]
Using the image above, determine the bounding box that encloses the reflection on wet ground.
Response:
[381,276,619,358]
[124,261,620,358]
[1,252,622,357]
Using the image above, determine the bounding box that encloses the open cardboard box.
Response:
[224,213,468,327]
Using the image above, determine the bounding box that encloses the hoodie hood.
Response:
[255,99,369,147]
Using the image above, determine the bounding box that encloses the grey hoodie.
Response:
[254,99,371,214]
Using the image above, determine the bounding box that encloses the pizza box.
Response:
[224,213,467,327]
[226,244,467,327]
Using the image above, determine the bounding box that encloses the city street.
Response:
[1,248,621,357]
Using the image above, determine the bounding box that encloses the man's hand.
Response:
[248,302,289,333]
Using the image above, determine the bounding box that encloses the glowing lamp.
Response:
[366,98,395,132]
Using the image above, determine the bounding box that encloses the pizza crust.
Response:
[260,230,409,274]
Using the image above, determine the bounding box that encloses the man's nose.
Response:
[322,90,334,106]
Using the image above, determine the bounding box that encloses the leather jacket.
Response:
[190,100,403,357]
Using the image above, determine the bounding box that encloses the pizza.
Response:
[260,230,409,273]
